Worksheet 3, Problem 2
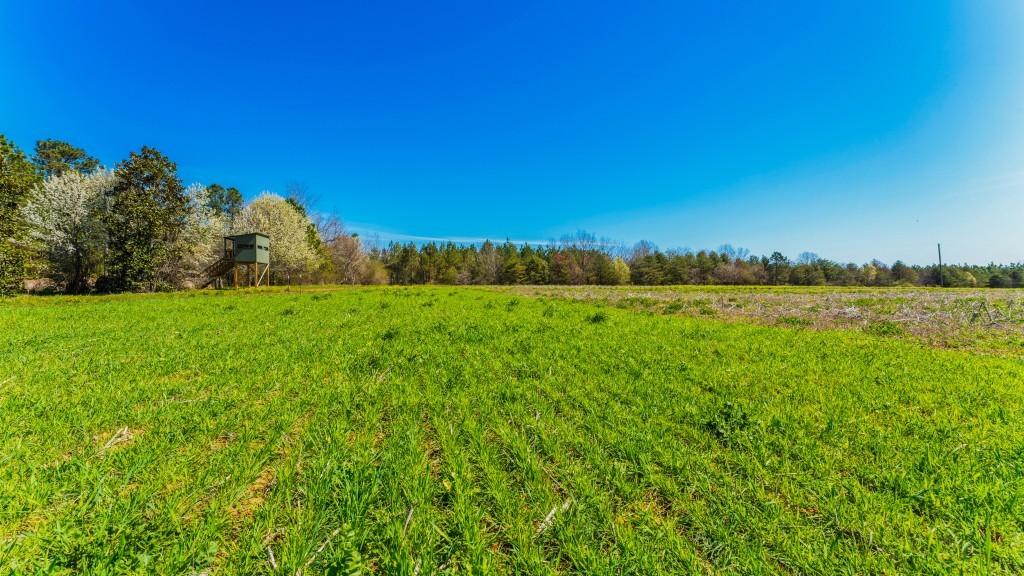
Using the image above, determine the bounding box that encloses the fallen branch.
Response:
[402,505,415,538]
[535,498,572,537]
[305,527,343,567]
[103,427,133,449]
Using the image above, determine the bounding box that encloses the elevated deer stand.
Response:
[198,233,271,289]
[227,233,271,288]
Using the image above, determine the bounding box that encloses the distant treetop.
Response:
[32,139,100,178]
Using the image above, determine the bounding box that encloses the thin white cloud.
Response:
[346,226,626,248]
[346,227,552,245]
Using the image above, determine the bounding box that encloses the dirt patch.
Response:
[229,467,276,520]
[96,426,143,452]
[212,416,309,571]
[227,416,307,521]
[421,416,443,478]
[211,432,236,452]
[43,450,76,469]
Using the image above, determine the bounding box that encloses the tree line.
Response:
[373,238,1023,288]
[0,135,381,295]
[1,134,1020,295]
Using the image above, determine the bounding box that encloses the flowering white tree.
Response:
[23,169,116,293]
[158,183,229,287]
[232,192,319,283]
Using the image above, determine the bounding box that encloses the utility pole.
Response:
[937,243,943,288]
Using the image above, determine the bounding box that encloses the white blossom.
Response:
[232,193,319,282]
[170,183,229,281]
[23,169,115,290]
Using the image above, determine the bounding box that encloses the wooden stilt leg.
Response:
[256,263,269,287]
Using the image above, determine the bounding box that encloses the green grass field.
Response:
[2,286,1022,574]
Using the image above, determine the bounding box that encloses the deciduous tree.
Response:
[0,135,42,295]
[103,147,188,292]
[233,192,319,284]
[161,184,228,287]
[611,258,631,285]
[23,169,115,293]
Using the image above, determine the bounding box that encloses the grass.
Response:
[1,286,1022,574]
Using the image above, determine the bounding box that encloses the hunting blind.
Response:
[200,233,271,288]
[230,233,271,265]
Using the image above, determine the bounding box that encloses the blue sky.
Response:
[2,1,1022,264]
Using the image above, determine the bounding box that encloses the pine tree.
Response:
[32,139,100,178]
